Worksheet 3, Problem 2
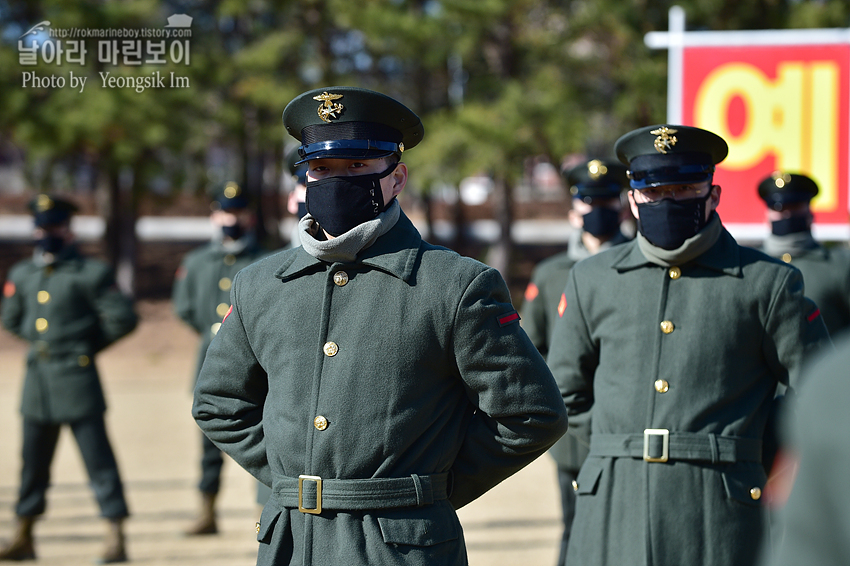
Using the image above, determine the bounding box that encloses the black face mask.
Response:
[36,234,65,254]
[582,207,620,238]
[306,163,397,237]
[221,224,245,240]
[296,202,308,219]
[771,214,809,236]
[636,189,713,250]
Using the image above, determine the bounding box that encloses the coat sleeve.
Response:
[89,263,137,352]
[519,266,550,356]
[448,268,568,509]
[172,255,201,333]
[1,266,25,339]
[192,271,271,487]
[762,266,832,391]
[546,269,597,419]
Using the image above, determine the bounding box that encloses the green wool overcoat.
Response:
[192,212,568,566]
[172,237,270,380]
[762,237,850,338]
[1,246,137,422]
[547,226,830,566]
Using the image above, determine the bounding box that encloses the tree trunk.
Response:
[104,165,137,297]
[487,175,513,286]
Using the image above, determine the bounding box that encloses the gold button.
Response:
[333,271,349,286]
[750,487,762,500]
[224,254,236,266]
[37,290,51,304]
[314,415,329,431]
[571,480,579,492]
[35,318,49,333]
[78,355,90,367]
[323,342,339,357]
[655,379,669,393]
[668,267,681,279]
[660,320,674,334]
[219,277,232,291]
[211,322,221,336]
[216,303,230,318]
[781,253,792,263]
[256,521,261,534]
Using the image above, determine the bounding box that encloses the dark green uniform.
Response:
[194,212,567,565]
[548,126,831,566]
[173,234,270,495]
[1,243,137,519]
[762,236,850,338]
[761,334,850,566]
[193,85,567,566]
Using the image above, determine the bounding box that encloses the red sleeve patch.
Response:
[3,281,15,298]
[557,293,567,317]
[524,282,539,302]
[807,308,821,323]
[222,305,233,322]
[175,266,187,280]
[498,311,520,327]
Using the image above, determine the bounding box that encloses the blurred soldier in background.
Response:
[757,172,850,338]
[548,125,831,566]
[759,333,850,566]
[172,183,271,535]
[0,194,138,563]
[520,158,630,565]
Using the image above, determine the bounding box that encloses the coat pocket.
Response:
[377,502,460,547]
[574,459,604,496]
[721,468,766,507]
[257,498,286,544]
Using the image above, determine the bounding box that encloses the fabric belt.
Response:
[589,431,762,464]
[272,472,449,514]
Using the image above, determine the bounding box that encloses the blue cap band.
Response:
[298,139,401,162]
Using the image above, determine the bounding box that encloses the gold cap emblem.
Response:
[224,182,241,198]
[36,194,54,212]
[771,171,792,189]
[314,92,345,123]
[587,160,608,180]
[651,126,678,154]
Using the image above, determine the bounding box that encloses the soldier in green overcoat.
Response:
[757,172,850,338]
[0,195,137,563]
[192,86,568,566]
[172,183,272,535]
[758,333,850,566]
[547,125,831,566]
[520,158,630,566]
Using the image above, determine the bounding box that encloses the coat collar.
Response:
[275,211,422,284]
[612,227,742,277]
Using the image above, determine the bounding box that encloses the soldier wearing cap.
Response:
[757,172,850,338]
[546,125,831,566]
[520,158,630,565]
[172,182,272,535]
[0,194,137,563]
[192,86,567,566]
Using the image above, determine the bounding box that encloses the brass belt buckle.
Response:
[643,429,669,462]
[298,475,322,514]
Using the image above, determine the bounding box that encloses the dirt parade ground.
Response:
[0,300,562,566]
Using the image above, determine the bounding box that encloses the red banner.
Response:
[682,44,850,227]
